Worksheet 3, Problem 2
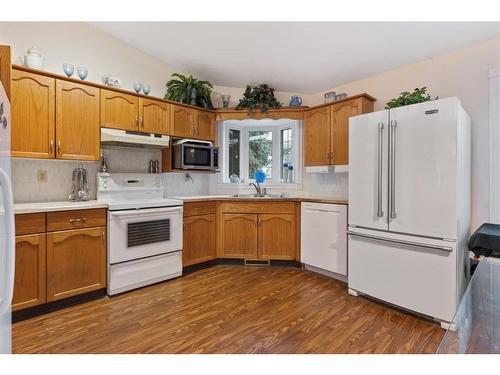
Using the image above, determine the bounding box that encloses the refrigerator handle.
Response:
[390,120,397,219]
[0,168,15,314]
[347,231,453,253]
[377,122,384,217]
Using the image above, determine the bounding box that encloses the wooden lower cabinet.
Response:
[46,226,106,302]
[219,204,297,261]
[12,234,47,311]
[258,214,296,260]
[221,213,258,258]
[183,214,217,266]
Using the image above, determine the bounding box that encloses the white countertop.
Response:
[14,200,108,214]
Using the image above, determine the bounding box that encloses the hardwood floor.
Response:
[13,265,444,353]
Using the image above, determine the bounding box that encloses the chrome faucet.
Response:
[249,182,264,197]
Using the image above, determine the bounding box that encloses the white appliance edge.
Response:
[0,81,13,354]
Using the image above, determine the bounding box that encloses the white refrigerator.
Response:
[347,97,471,326]
[0,80,14,354]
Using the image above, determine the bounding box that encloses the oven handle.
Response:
[109,206,183,218]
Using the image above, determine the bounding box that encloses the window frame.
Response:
[220,119,301,185]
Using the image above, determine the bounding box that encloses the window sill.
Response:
[216,182,302,190]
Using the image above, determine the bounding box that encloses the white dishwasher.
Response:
[301,202,348,279]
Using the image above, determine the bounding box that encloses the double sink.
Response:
[232,193,287,199]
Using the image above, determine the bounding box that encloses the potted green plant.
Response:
[164,73,214,109]
[235,84,282,113]
[385,87,437,109]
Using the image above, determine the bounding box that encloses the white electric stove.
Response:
[97,173,183,295]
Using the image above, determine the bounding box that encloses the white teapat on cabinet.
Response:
[347,97,471,327]
[301,202,347,280]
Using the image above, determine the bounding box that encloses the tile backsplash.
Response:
[12,145,346,203]
[12,146,159,203]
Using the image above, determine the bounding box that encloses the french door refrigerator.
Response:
[0,80,14,354]
[347,97,471,326]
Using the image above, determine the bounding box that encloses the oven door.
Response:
[108,206,183,264]
[182,144,214,170]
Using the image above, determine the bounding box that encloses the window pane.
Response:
[228,129,240,181]
[248,130,273,179]
[280,128,293,180]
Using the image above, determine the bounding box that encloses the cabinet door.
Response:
[194,110,216,141]
[100,89,139,131]
[55,80,100,161]
[304,106,331,166]
[171,105,194,137]
[221,213,258,258]
[139,98,170,135]
[11,70,55,158]
[47,227,106,302]
[331,98,363,165]
[183,214,216,266]
[258,214,296,260]
[12,234,46,311]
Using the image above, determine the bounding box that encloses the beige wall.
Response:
[0,22,185,98]
[311,37,500,230]
[0,22,310,107]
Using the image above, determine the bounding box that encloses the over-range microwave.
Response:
[172,139,219,171]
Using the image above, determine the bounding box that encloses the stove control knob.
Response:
[103,182,108,189]
[155,183,161,188]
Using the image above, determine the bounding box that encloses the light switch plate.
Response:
[37,170,48,183]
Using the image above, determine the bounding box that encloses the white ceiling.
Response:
[88,22,500,93]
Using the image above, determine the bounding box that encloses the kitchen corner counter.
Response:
[14,200,109,214]
[171,195,348,205]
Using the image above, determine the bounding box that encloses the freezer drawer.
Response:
[108,251,182,295]
[301,202,347,276]
[348,229,458,322]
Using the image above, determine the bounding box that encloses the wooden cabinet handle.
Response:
[139,116,143,127]
[69,217,87,223]
[49,140,54,153]
[325,151,329,161]
[57,141,61,154]
[135,115,139,127]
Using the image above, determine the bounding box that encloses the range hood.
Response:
[101,128,169,148]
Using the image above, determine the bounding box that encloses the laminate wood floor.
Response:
[13,265,444,354]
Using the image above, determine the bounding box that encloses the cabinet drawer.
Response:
[47,208,107,231]
[15,213,46,235]
[220,201,296,214]
[184,201,216,217]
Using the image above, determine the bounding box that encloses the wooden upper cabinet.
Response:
[12,233,47,311]
[304,106,331,166]
[139,98,170,135]
[0,45,11,100]
[171,105,194,138]
[221,213,258,259]
[183,214,217,266]
[100,89,139,131]
[11,70,55,158]
[331,98,365,165]
[194,110,216,141]
[258,214,297,261]
[46,227,106,302]
[304,96,375,166]
[55,80,100,161]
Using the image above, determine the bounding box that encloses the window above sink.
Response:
[219,118,302,185]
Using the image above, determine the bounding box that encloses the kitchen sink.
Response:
[232,193,287,199]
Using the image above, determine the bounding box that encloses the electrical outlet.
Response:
[37,170,48,183]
